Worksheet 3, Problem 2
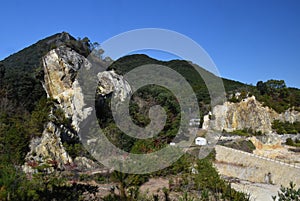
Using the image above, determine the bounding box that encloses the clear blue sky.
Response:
[1,0,299,88]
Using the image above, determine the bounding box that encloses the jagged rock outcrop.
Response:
[23,45,133,173]
[23,46,94,173]
[202,96,300,134]
[97,70,131,102]
[43,46,93,132]
[23,122,73,173]
[203,96,278,133]
[74,157,99,171]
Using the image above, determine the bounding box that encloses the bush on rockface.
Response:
[272,120,300,134]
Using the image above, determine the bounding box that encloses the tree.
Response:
[272,182,300,201]
[286,138,294,146]
[256,81,267,95]
[266,79,286,90]
[256,80,287,96]
[110,166,149,200]
[27,97,51,138]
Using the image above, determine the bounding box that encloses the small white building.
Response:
[195,137,207,146]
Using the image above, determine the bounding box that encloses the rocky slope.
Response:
[97,70,131,102]
[23,45,133,173]
[23,47,96,173]
[203,96,300,133]
[21,39,300,173]
[42,46,93,132]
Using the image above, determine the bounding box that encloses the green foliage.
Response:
[108,54,246,110]
[110,168,149,200]
[224,128,263,136]
[1,33,300,201]
[63,142,86,159]
[102,123,137,152]
[0,163,99,201]
[102,153,249,201]
[0,97,54,165]
[272,120,300,134]
[0,99,30,165]
[255,80,300,113]
[227,88,253,103]
[285,138,300,147]
[179,192,195,201]
[194,159,221,191]
[65,36,92,57]
[286,138,295,146]
[99,54,246,154]
[227,129,251,137]
[194,158,250,201]
[222,140,256,153]
[98,84,182,153]
[153,153,195,177]
[222,79,249,95]
[27,97,52,137]
[0,32,93,166]
[272,182,300,201]
[227,79,300,113]
[0,32,91,112]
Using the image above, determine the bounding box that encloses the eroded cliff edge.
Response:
[203,96,300,133]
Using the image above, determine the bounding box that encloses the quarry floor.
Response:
[230,180,280,201]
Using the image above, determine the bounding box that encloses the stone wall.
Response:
[214,145,300,187]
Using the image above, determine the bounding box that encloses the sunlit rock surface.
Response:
[203,96,300,134]
[23,47,94,173]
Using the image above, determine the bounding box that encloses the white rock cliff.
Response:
[23,47,94,172]
[23,46,132,173]
[203,96,300,133]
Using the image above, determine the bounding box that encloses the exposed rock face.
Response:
[97,70,131,102]
[203,96,278,133]
[278,109,300,123]
[23,46,132,173]
[23,47,94,173]
[23,122,73,173]
[74,157,99,171]
[202,112,211,130]
[43,46,93,132]
[249,134,283,150]
[203,96,300,134]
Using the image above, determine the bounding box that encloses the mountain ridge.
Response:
[1,32,300,114]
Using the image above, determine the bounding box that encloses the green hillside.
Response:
[0,32,91,111]
[108,54,247,104]
[1,32,291,201]
[0,33,92,166]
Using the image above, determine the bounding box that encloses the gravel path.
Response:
[231,181,280,201]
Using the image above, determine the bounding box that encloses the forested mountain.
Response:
[108,53,247,104]
[0,32,299,200]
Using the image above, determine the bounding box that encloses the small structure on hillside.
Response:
[195,137,207,146]
[169,142,176,146]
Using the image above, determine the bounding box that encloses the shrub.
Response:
[272,120,300,134]
[272,182,300,201]
[286,138,294,146]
